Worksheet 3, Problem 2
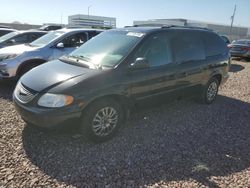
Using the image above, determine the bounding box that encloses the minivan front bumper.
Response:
[14,99,82,128]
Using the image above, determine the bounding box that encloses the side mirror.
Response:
[56,42,64,48]
[130,57,149,70]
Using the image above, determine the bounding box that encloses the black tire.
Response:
[80,98,125,142]
[199,77,219,104]
[18,64,39,78]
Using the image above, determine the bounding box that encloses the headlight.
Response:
[38,93,74,108]
[0,54,19,62]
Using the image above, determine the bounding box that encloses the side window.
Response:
[172,32,205,63]
[28,33,40,42]
[61,32,88,48]
[134,33,173,67]
[13,34,28,43]
[204,33,228,57]
[88,31,100,39]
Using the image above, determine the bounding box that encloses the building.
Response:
[68,14,116,29]
[134,18,250,40]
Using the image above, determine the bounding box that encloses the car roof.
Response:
[56,28,104,33]
[0,28,16,32]
[117,25,214,34]
[14,30,48,34]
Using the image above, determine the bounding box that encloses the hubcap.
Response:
[207,81,218,102]
[92,107,118,137]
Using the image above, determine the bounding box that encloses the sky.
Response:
[0,0,250,28]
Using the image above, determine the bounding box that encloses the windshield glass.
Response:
[0,31,19,42]
[69,30,145,68]
[30,31,65,47]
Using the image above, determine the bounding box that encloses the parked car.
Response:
[0,28,102,79]
[0,28,16,37]
[228,39,250,58]
[220,35,230,45]
[13,26,230,142]
[0,30,47,49]
[39,25,63,31]
[0,25,11,29]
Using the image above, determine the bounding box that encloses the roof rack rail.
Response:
[127,24,213,31]
[165,25,213,31]
[133,23,167,27]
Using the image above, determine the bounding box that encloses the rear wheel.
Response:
[199,77,219,104]
[81,98,124,142]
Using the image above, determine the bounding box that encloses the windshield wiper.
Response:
[25,43,37,47]
[67,55,99,69]
[59,56,90,68]
[78,55,91,62]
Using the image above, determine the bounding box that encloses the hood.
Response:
[0,44,39,55]
[20,59,98,92]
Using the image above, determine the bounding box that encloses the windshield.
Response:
[0,31,19,42]
[69,30,145,68]
[30,31,65,47]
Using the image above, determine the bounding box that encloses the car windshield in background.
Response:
[69,31,144,68]
[0,31,19,42]
[30,31,65,47]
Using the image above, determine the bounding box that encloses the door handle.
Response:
[180,72,188,76]
[176,72,188,78]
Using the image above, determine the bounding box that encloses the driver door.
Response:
[128,32,178,100]
[50,32,88,60]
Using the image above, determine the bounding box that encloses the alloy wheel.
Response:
[92,107,119,137]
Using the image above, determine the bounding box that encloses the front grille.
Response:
[14,82,37,104]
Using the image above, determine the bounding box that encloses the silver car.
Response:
[228,39,250,58]
[0,30,47,49]
[0,28,102,79]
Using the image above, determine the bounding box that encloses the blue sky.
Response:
[0,0,250,27]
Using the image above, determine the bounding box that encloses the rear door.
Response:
[128,32,178,100]
[171,30,206,94]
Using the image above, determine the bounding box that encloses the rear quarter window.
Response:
[172,31,206,63]
[203,32,228,57]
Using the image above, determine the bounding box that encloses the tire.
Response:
[80,98,125,142]
[18,64,39,78]
[199,77,219,104]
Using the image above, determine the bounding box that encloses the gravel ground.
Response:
[0,59,250,188]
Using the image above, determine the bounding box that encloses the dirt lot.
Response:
[0,59,250,188]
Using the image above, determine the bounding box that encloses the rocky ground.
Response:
[0,59,250,188]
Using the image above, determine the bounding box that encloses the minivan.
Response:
[14,26,230,142]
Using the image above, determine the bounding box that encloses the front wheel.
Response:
[199,77,219,104]
[18,64,39,78]
[81,98,124,142]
